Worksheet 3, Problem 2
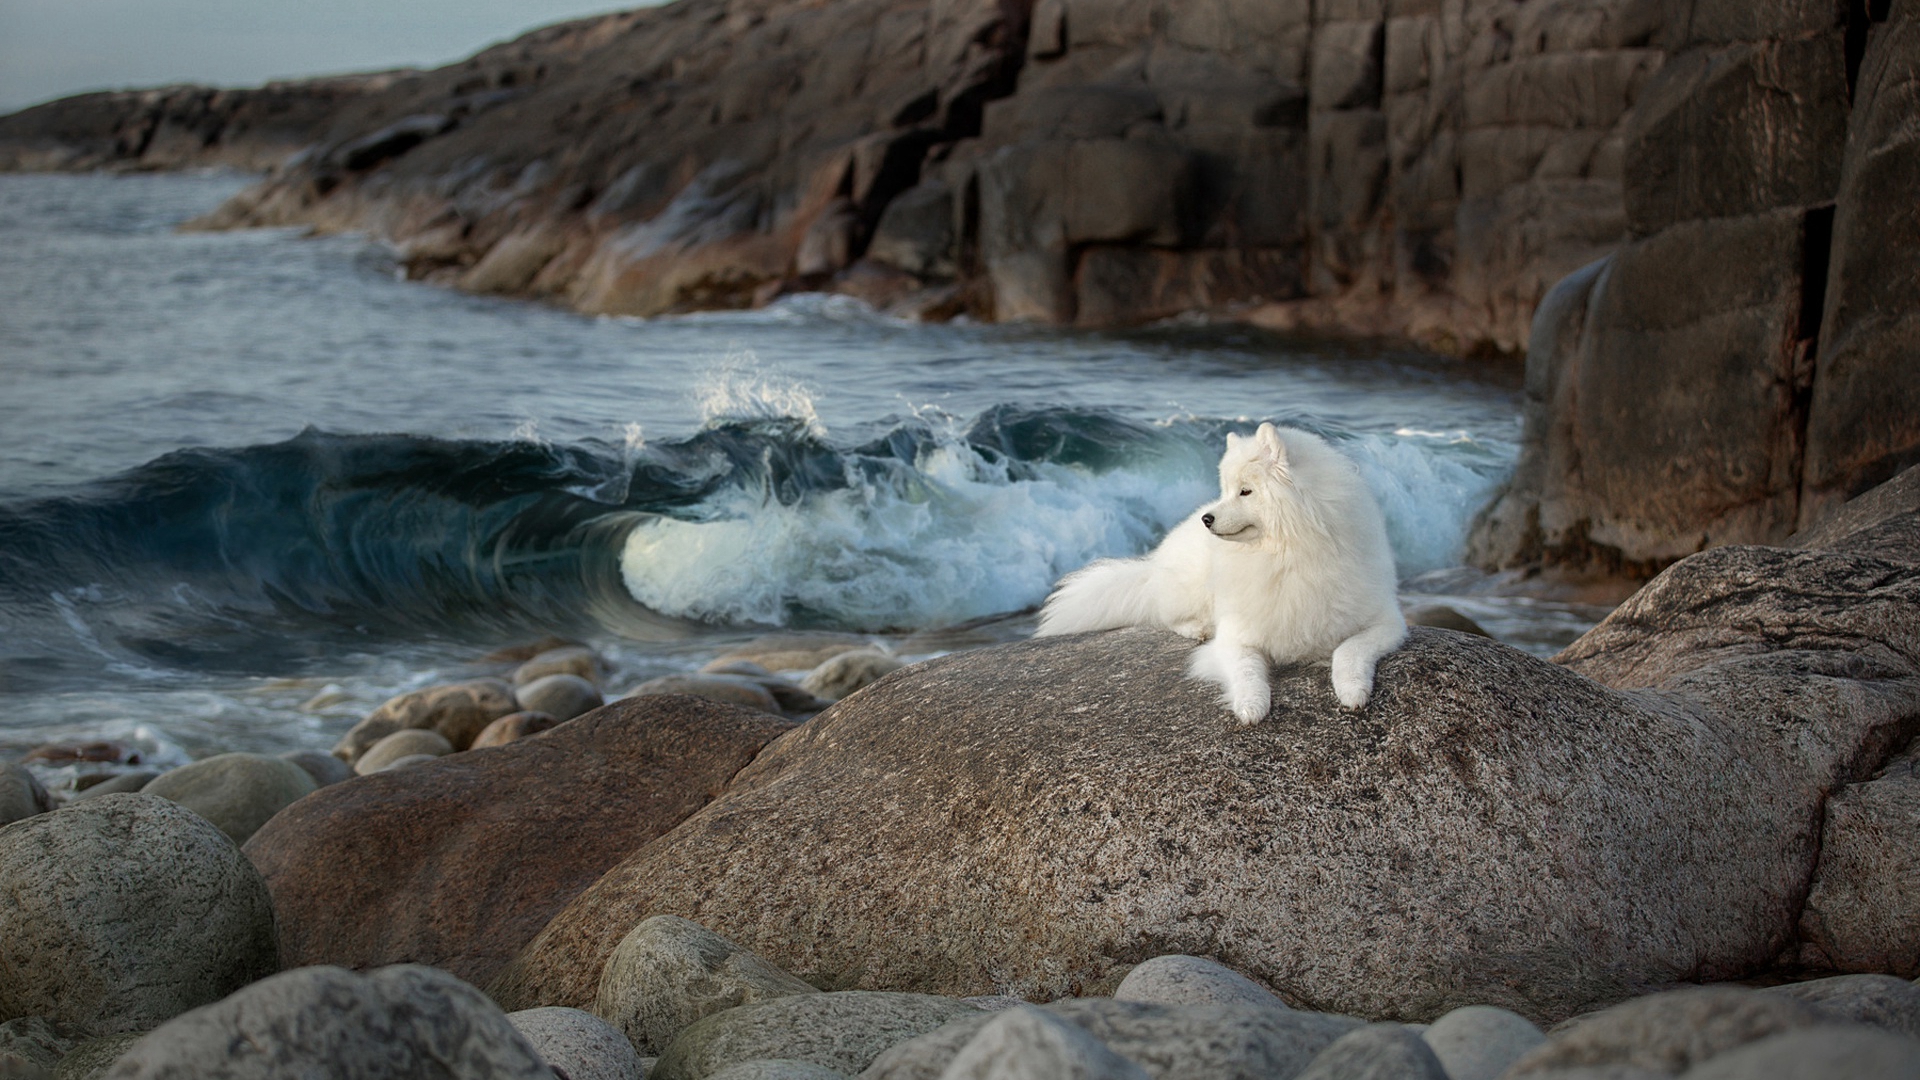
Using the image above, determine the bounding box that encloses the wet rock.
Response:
[1421,1005,1545,1080]
[1679,1025,1920,1080]
[490,536,1920,1022]
[798,650,904,702]
[863,998,1360,1080]
[1764,974,1920,1038]
[1504,987,1826,1076]
[506,1006,645,1080]
[352,729,454,775]
[0,765,52,825]
[708,634,871,674]
[653,993,978,1080]
[245,696,792,988]
[52,1033,141,1080]
[100,964,549,1080]
[1112,956,1289,1010]
[513,645,609,686]
[20,742,137,766]
[336,678,519,760]
[141,752,318,845]
[0,794,278,1037]
[471,711,560,749]
[280,749,351,787]
[628,675,781,714]
[515,673,604,721]
[938,1005,1148,1080]
[1296,1023,1448,1080]
[594,915,820,1056]
[1402,604,1491,638]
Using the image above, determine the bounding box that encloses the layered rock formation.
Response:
[484,495,1920,1024]
[0,0,1676,351]
[1469,0,1920,580]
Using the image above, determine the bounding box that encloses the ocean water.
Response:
[0,171,1605,782]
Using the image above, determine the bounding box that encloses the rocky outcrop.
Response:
[488,507,1920,1023]
[0,74,409,172]
[242,695,793,988]
[1469,1,1920,580]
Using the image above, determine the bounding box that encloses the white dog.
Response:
[1035,422,1406,724]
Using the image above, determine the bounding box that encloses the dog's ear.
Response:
[1254,423,1287,468]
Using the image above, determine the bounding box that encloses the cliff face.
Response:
[1469,0,1920,582]
[14,0,1670,354]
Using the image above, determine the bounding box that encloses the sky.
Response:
[0,0,665,114]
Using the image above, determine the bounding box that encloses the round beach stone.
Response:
[706,1062,848,1080]
[353,729,454,775]
[515,673,603,721]
[0,764,52,826]
[514,646,608,687]
[376,753,442,772]
[506,1006,644,1080]
[798,649,903,701]
[1506,987,1827,1076]
[71,772,159,801]
[0,794,278,1037]
[141,752,318,845]
[1422,1004,1546,1080]
[336,678,519,760]
[1296,1023,1448,1080]
[705,634,869,674]
[1112,955,1289,1010]
[627,674,780,714]
[1679,1025,1920,1079]
[100,965,550,1079]
[280,749,352,788]
[595,915,820,1056]
[939,1005,1148,1080]
[1765,973,1920,1038]
[654,992,978,1080]
[472,711,559,748]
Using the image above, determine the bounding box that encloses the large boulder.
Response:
[489,530,1920,1023]
[244,696,793,987]
[0,795,279,1037]
[101,965,550,1079]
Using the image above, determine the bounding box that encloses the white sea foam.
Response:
[694,353,826,436]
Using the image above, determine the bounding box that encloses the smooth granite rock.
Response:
[1421,1005,1546,1080]
[246,696,792,988]
[1504,987,1827,1076]
[506,1006,645,1080]
[1296,1023,1448,1080]
[1112,956,1290,1011]
[101,965,550,1079]
[335,678,519,761]
[594,915,820,1056]
[0,765,52,826]
[798,650,904,702]
[1677,1025,1920,1080]
[513,646,610,687]
[653,993,978,1080]
[514,673,604,722]
[470,711,560,749]
[936,1006,1148,1080]
[352,729,454,775]
[0,795,278,1037]
[279,749,352,788]
[141,753,317,844]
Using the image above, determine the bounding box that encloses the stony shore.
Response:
[1,464,1917,1077]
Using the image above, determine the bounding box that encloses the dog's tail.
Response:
[1033,557,1160,636]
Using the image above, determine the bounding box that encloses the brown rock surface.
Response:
[243,695,793,987]
[488,527,1920,1023]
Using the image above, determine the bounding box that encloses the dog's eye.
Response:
[1238,488,1252,496]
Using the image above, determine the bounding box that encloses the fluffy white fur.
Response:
[1034,422,1406,725]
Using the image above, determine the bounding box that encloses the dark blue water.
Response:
[0,171,1595,772]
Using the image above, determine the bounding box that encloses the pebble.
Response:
[280,749,352,787]
[70,772,159,801]
[514,673,603,721]
[1295,1023,1449,1080]
[353,729,454,775]
[799,649,903,701]
[513,646,608,686]
[627,674,782,714]
[1112,955,1290,1011]
[506,1006,645,1080]
[0,764,52,825]
[471,711,560,748]
[652,992,978,1080]
[938,1005,1148,1080]
[1422,1004,1546,1080]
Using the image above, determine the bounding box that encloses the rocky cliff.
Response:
[1469,0,1920,583]
[0,0,1680,353]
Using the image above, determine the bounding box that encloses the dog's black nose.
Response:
[1201,513,1214,528]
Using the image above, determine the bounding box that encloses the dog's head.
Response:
[1201,422,1307,545]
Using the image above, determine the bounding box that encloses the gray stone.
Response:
[627,675,781,714]
[513,646,609,687]
[70,773,158,801]
[0,1020,68,1073]
[1112,956,1288,1010]
[0,794,278,1037]
[937,1006,1147,1080]
[353,729,453,775]
[863,999,1360,1080]
[515,674,604,722]
[100,965,550,1079]
[1421,1005,1545,1080]
[1296,1023,1447,1080]
[1677,1025,1920,1080]
[471,711,560,749]
[654,993,978,1080]
[709,1064,848,1080]
[279,749,351,788]
[336,678,519,760]
[798,650,905,703]
[0,765,52,826]
[51,1034,141,1080]
[594,915,821,1057]
[141,752,318,845]
[376,753,442,772]
[1798,758,1920,977]
[506,1006,645,1080]
[1765,974,1920,1039]
[1504,987,1827,1076]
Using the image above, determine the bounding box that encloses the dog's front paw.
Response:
[1332,672,1371,711]
[1229,687,1271,727]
